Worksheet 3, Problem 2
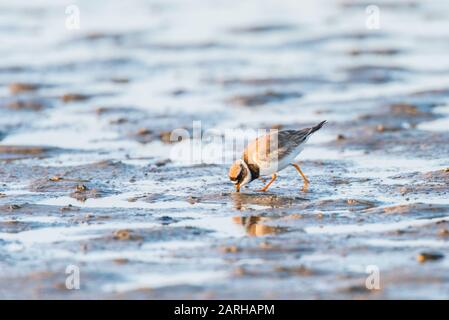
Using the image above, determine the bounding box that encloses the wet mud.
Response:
[1,0,449,299]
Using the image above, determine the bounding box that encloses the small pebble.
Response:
[137,128,152,135]
[76,184,88,192]
[9,82,39,94]
[114,229,131,240]
[417,252,444,263]
[113,258,129,265]
[61,93,88,103]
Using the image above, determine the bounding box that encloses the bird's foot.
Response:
[301,183,309,192]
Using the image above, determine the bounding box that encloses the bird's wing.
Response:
[243,129,311,167]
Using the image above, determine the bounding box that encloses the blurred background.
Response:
[1,0,448,163]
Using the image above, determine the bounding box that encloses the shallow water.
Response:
[1,0,449,299]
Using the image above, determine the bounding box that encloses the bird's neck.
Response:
[243,159,260,181]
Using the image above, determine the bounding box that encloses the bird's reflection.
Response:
[231,192,302,210]
[232,215,285,236]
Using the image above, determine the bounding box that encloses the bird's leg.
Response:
[258,174,277,192]
[292,163,309,191]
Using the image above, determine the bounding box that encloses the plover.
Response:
[229,120,326,192]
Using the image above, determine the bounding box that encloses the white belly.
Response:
[258,144,305,177]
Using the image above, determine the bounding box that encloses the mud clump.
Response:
[113,229,143,241]
[346,199,375,206]
[137,128,152,135]
[6,204,21,210]
[0,220,28,233]
[76,184,88,192]
[0,145,56,161]
[343,65,407,83]
[390,103,424,116]
[61,93,90,103]
[129,128,181,144]
[109,117,128,125]
[274,265,315,276]
[70,184,105,201]
[394,170,449,197]
[411,88,449,97]
[348,48,401,56]
[229,24,295,34]
[113,258,129,265]
[131,128,154,144]
[0,146,49,154]
[220,76,331,87]
[233,216,287,236]
[159,131,176,144]
[305,198,377,212]
[366,203,449,216]
[422,169,449,182]
[6,99,50,111]
[229,192,310,209]
[110,77,130,84]
[95,106,140,116]
[49,176,64,182]
[170,88,187,96]
[30,177,88,193]
[2,0,449,300]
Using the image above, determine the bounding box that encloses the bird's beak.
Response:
[235,184,241,192]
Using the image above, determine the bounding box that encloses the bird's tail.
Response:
[309,120,327,134]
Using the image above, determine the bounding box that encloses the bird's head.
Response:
[228,159,252,192]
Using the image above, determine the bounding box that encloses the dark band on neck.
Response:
[243,156,259,181]
[247,163,260,181]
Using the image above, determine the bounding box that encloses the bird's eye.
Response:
[236,170,243,182]
[234,166,246,183]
